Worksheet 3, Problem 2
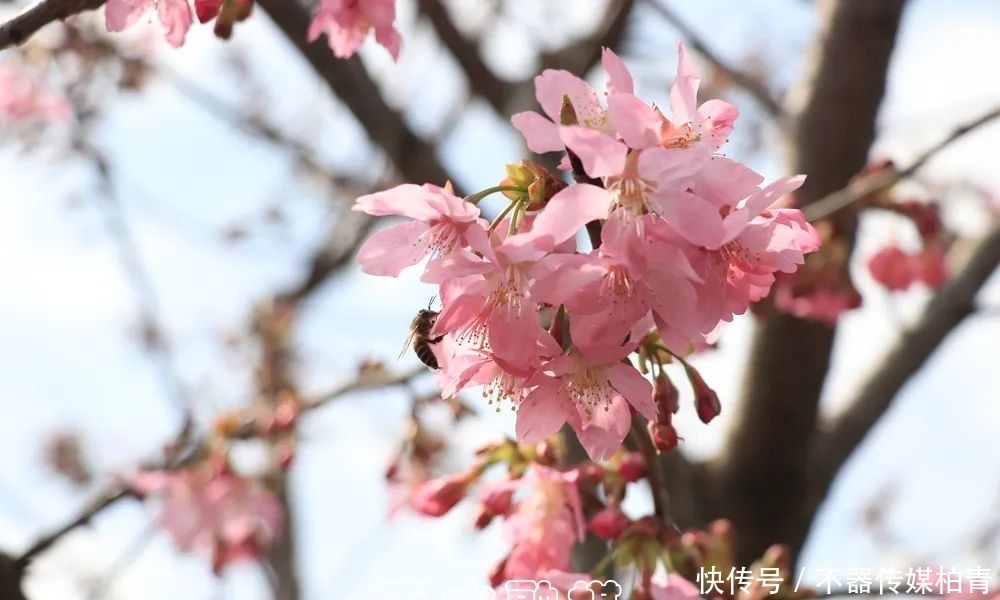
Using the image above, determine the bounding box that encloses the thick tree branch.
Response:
[713,0,908,565]
[812,223,1000,486]
[645,0,785,121]
[0,0,103,50]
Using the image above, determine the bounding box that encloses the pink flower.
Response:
[774,282,861,325]
[516,342,656,461]
[511,48,633,154]
[308,0,401,61]
[131,461,283,573]
[105,0,193,47]
[427,184,608,373]
[502,466,584,581]
[353,183,486,278]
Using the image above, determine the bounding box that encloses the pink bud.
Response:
[648,421,679,452]
[489,556,509,588]
[618,452,646,483]
[918,245,948,288]
[684,364,721,424]
[588,505,632,540]
[654,373,680,415]
[411,471,474,517]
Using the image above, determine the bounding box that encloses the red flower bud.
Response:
[648,420,679,452]
[410,470,476,517]
[654,372,680,415]
[588,505,632,540]
[684,363,721,424]
[617,452,646,483]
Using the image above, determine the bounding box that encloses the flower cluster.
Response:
[354,45,820,460]
[104,0,398,57]
[867,199,948,292]
[130,455,283,573]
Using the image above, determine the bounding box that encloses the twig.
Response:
[804,105,1000,221]
[629,416,676,531]
[645,0,785,121]
[0,0,105,50]
[301,366,427,412]
[812,223,1000,492]
[14,488,134,570]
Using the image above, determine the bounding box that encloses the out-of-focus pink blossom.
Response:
[131,461,283,573]
[308,0,401,60]
[650,574,702,600]
[501,466,584,581]
[105,0,193,47]
[410,467,478,517]
[588,504,631,540]
[868,245,916,291]
[0,62,71,122]
[774,283,861,325]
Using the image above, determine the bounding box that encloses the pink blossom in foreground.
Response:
[355,42,820,460]
[131,461,283,573]
[353,183,486,278]
[308,0,401,61]
[105,0,193,47]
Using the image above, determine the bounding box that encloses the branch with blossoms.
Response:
[350,44,820,594]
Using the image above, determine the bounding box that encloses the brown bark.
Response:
[711,0,909,565]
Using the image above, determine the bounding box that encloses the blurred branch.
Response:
[0,0,103,50]
[804,104,1000,221]
[716,0,908,566]
[302,365,426,411]
[812,223,1000,489]
[257,0,455,191]
[645,0,785,122]
[13,488,134,571]
[417,0,508,113]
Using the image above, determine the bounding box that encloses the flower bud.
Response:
[410,469,477,517]
[617,452,646,483]
[654,372,680,416]
[588,505,632,540]
[480,487,514,517]
[489,556,509,588]
[684,363,721,424]
[648,420,679,452]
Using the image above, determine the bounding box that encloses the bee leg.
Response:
[429,335,445,344]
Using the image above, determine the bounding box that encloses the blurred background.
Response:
[0,0,999,598]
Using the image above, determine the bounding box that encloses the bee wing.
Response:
[398,327,419,361]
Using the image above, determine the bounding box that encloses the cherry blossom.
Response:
[131,459,283,573]
[308,0,401,60]
[105,0,193,48]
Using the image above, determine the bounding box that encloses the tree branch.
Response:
[812,223,1000,487]
[804,104,1000,221]
[714,0,908,565]
[645,0,785,121]
[256,0,455,191]
[0,0,104,50]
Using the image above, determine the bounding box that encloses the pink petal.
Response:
[607,363,656,420]
[657,190,727,248]
[669,42,701,124]
[534,69,602,126]
[608,94,662,149]
[353,184,444,221]
[502,184,611,260]
[559,126,627,178]
[576,397,630,461]
[516,386,570,443]
[355,221,431,277]
[374,24,402,60]
[511,111,564,153]
[105,0,150,32]
[157,0,193,47]
[601,47,634,95]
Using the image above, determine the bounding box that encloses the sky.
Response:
[1,0,999,598]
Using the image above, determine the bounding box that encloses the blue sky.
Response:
[1,0,1000,598]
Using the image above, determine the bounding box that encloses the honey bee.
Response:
[400,307,444,369]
